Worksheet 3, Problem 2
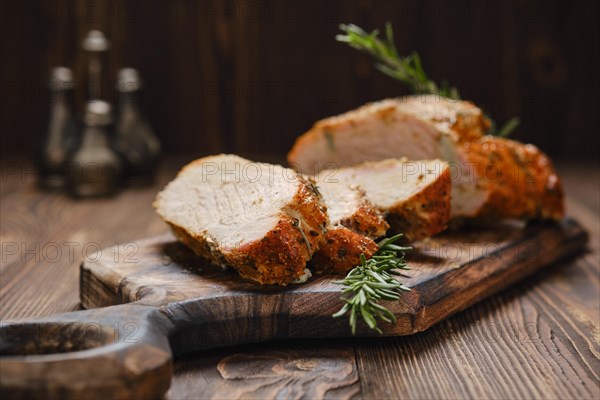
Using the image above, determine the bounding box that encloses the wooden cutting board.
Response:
[0,218,588,399]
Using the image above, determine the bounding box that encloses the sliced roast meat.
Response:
[312,178,388,273]
[154,154,328,285]
[328,158,452,241]
[287,95,564,221]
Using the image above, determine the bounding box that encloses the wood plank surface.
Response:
[1,157,598,399]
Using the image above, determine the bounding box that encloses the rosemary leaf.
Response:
[494,116,521,137]
[332,234,411,334]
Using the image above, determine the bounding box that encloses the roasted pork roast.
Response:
[288,95,564,220]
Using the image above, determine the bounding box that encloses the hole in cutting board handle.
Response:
[0,321,117,356]
[0,305,174,399]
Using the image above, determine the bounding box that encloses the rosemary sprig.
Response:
[336,22,460,99]
[336,22,519,137]
[492,116,521,138]
[332,234,411,334]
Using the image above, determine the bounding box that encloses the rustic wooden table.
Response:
[1,157,598,399]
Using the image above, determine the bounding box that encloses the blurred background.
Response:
[1,0,598,160]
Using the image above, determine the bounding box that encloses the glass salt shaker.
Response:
[36,67,78,189]
[66,100,121,197]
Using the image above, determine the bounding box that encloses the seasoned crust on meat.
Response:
[339,200,389,238]
[461,137,564,220]
[312,228,379,274]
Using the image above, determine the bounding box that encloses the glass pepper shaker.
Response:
[114,68,161,186]
[36,67,78,189]
[66,100,121,197]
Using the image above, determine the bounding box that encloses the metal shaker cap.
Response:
[116,68,143,92]
[83,100,113,126]
[49,67,74,89]
[82,30,110,52]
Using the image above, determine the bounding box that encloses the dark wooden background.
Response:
[1,0,599,159]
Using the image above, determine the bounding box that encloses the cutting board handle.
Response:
[0,303,173,399]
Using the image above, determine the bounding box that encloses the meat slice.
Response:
[312,178,388,273]
[287,95,564,221]
[154,154,328,285]
[329,159,452,241]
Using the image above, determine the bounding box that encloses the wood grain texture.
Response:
[170,341,360,400]
[0,158,181,320]
[1,158,598,399]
